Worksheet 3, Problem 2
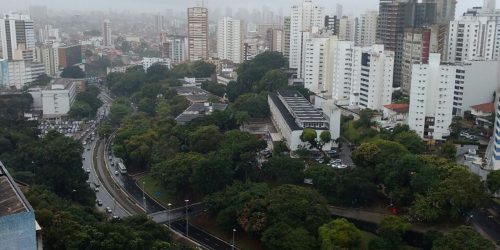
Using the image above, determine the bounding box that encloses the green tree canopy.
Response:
[254,69,288,93]
[431,226,494,250]
[263,156,305,184]
[487,170,500,194]
[61,65,86,78]
[318,218,362,250]
[231,93,269,118]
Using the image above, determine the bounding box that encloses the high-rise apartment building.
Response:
[37,25,60,44]
[188,7,209,61]
[36,45,59,76]
[356,10,378,46]
[331,41,355,103]
[353,44,394,110]
[58,44,82,69]
[401,28,431,93]
[447,8,500,63]
[0,13,35,61]
[161,35,187,64]
[303,35,334,94]
[423,0,456,24]
[154,14,164,33]
[102,19,112,47]
[484,0,496,11]
[289,0,325,78]
[336,4,343,18]
[283,16,291,59]
[409,54,500,140]
[324,15,339,35]
[217,17,243,63]
[267,28,284,53]
[338,16,357,41]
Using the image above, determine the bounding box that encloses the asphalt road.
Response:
[171,220,236,250]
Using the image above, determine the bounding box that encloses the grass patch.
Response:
[191,213,266,250]
[137,173,176,207]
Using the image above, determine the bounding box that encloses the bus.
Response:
[118,162,127,174]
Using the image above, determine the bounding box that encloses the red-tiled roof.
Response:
[383,103,409,113]
[470,102,495,113]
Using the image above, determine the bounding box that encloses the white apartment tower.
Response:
[331,41,355,104]
[217,17,243,64]
[350,44,394,111]
[102,19,112,47]
[356,10,378,46]
[36,45,59,76]
[338,16,357,41]
[447,8,500,63]
[409,53,500,140]
[188,7,209,61]
[0,13,35,61]
[303,35,333,94]
[289,0,325,78]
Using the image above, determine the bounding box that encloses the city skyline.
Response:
[2,0,495,17]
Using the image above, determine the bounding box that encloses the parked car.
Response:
[96,199,103,206]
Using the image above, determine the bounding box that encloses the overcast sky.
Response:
[2,0,497,16]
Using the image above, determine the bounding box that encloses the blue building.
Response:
[0,162,42,250]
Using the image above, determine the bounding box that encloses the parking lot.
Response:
[38,119,97,140]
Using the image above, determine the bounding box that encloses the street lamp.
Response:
[232,228,236,250]
[142,181,147,213]
[184,199,190,237]
[167,203,172,228]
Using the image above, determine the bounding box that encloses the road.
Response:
[171,220,237,250]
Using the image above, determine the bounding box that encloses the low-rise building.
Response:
[383,103,409,124]
[142,57,171,71]
[268,90,340,151]
[176,102,228,125]
[0,161,42,250]
[470,102,495,128]
[28,78,78,118]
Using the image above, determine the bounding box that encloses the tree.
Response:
[376,216,411,250]
[69,101,92,120]
[32,73,52,86]
[300,128,318,148]
[61,66,85,78]
[318,218,362,250]
[231,93,269,118]
[440,141,456,160]
[432,226,494,250]
[487,170,500,194]
[190,60,216,78]
[152,153,204,194]
[261,223,317,250]
[201,81,226,97]
[109,99,133,125]
[97,123,113,139]
[351,143,381,168]
[255,69,288,92]
[235,111,250,130]
[146,64,169,83]
[263,156,305,184]
[191,153,234,194]
[188,125,224,154]
[448,116,463,139]
[394,131,425,154]
[30,131,94,205]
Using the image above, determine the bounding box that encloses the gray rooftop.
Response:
[277,90,329,128]
[0,162,33,217]
[176,102,228,124]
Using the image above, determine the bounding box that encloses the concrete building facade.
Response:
[217,17,243,63]
[188,7,209,61]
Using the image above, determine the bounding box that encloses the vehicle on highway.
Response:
[112,215,119,220]
[94,187,99,192]
[118,162,127,174]
[86,168,91,173]
[96,199,103,206]
[114,170,119,175]
[105,207,112,213]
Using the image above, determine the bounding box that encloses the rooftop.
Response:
[0,162,33,217]
[384,103,410,113]
[176,102,228,124]
[471,102,495,113]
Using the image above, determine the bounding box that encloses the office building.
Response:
[188,7,209,61]
[102,19,112,47]
[0,13,35,61]
[283,16,291,59]
[352,44,394,111]
[0,161,42,250]
[356,10,378,46]
[58,44,82,69]
[28,78,78,118]
[217,17,243,63]
[446,8,500,63]
[7,61,44,89]
[424,0,456,24]
[289,0,325,78]
[37,25,60,44]
[408,54,500,140]
[36,45,59,76]
[154,14,164,33]
[338,16,357,41]
[268,90,340,151]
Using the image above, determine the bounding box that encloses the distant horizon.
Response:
[1,0,495,18]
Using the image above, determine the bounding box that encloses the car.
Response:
[87,147,91,151]
[94,182,100,188]
[338,164,348,169]
[333,159,342,163]
[112,215,119,219]
[114,170,119,175]
[94,187,99,192]
[96,199,103,206]
[86,168,91,173]
[111,162,115,166]
[82,157,85,160]
[105,207,112,213]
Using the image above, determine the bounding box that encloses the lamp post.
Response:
[142,181,147,213]
[167,203,172,228]
[232,228,236,250]
[184,199,189,237]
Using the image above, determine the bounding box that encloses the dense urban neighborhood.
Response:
[1,0,500,250]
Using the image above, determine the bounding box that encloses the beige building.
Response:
[188,7,208,61]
